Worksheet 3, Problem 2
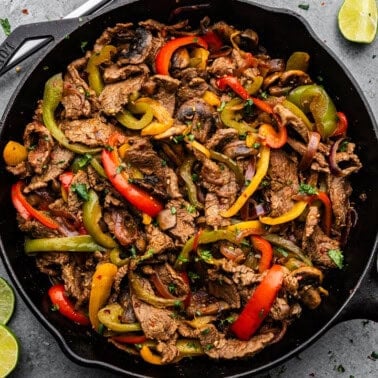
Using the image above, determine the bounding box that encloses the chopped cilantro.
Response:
[328,249,344,269]
[174,300,182,308]
[187,133,195,141]
[97,323,104,335]
[201,328,210,335]
[245,179,251,187]
[116,163,126,174]
[168,283,177,294]
[191,173,199,182]
[195,310,202,316]
[172,134,185,144]
[299,183,318,195]
[188,271,200,282]
[238,133,247,140]
[178,255,189,263]
[240,239,250,247]
[0,18,11,36]
[338,140,349,152]
[217,101,226,112]
[260,91,268,99]
[298,4,310,11]
[104,145,114,151]
[80,41,88,52]
[129,245,137,258]
[244,98,254,116]
[221,316,235,325]
[200,250,213,262]
[186,204,196,214]
[77,153,92,168]
[204,344,214,351]
[253,142,261,149]
[170,206,177,215]
[71,183,89,201]
[186,341,197,349]
[50,304,59,312]
[161,159,167,167]
[336,364,345,373]
[369,351,378,360]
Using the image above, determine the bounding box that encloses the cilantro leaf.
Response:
[0,18,11,36]
[299,183,318,195]
[328,249,344,269]
[71,183,89,201]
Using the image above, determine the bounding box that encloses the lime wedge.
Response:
[338,0,378,43]
[0,324,19,377]
[0,277,15,325]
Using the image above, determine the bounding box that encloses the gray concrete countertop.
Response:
[0,0,377,377]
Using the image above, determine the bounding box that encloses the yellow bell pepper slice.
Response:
[227,220,265,234]
[89,262,118,332]
[3,141,28,166]
[202,90,221,107]
[190,47,209,70]
[86,45,117,95]
[141,121,170,136]
[140,345,163,365]
[136,97,174,126]
[259,201,308,225]
[221,146,270,218]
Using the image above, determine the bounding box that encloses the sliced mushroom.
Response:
[290,266,324,286]
[279,69,312,87]
[157,209,177,231]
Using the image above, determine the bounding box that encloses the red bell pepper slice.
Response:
[48,284,90,326]
[216,75,273,114]
[111,334,147,344]
[59,171,74,192]
[231,264,284,340]
[155,35,208,76]
[216,75,250,100]
[11,181,59,229]
[251,235,273,273]
[332,111,348,136]
[101,149,163,217]
[202,30,223,52]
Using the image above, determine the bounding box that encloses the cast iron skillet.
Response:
[0,0,377,376]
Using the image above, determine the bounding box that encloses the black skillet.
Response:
[0,0,377,377]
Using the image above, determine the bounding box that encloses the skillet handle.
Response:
[0,18,84,76]
[336,251,378,322]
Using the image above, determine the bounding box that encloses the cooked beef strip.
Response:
[6,161,31,178]
[93,22,134,52]
[303,205,321,241]
[207,271,241,309]
[198,324,275,359]
[35,252,70,276]
[118,289,138,324]
[177,76,208,104]
[149,74,180,116]
[24,146,74,193]
[303,225,339,268]
[166,198,197,245]
[145,224,175,255]
[131,275,178,341]
[264,149,299,217]
[61,57,99,119]
[222,140,256,159]
[208,56,235,77]
[205,128,238,151]
[221,260,263,286]
[334,142,362,176]
[99,74,147,115]
[23,121,54,174]
[327,175,352,232]
[205,193,231,228]
[154,263,190,297]
[66,170,90,222]
[103,63,150,84]
[156,339,180,364]
[60,116,118,147]
[186,290,230,317]
[103,208,141,247]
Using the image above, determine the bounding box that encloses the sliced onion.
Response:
[299,131,320,171]
[329,137,345,176]
[151,273,177,300]
[245,156,256,181]
[240,200,269,221]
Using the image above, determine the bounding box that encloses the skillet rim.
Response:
[0,0,377,376]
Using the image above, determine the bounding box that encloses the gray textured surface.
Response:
[0,0,377,377]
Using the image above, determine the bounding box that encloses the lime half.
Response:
[0,277,15,325]
[338,0,378,43]
[0,324,19,377]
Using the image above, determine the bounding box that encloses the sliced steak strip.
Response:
[60,116,118,147]
[103,63,149,84]
[23,121,54,174]
[198,324,275,359]
[24,146,74,193]
[264,149,299,217]
[99,74,147,115]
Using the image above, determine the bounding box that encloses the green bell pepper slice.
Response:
[25,235,106,253]
[179,157,203,210]
[98,303,142,332]
[42,73,100,154]
[116,102,154,130]
[287,84,338,138]
[174,229,239,270]
[83,190,118,249]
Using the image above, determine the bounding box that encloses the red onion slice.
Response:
[329,137,346,176]
[299,131,320,171]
